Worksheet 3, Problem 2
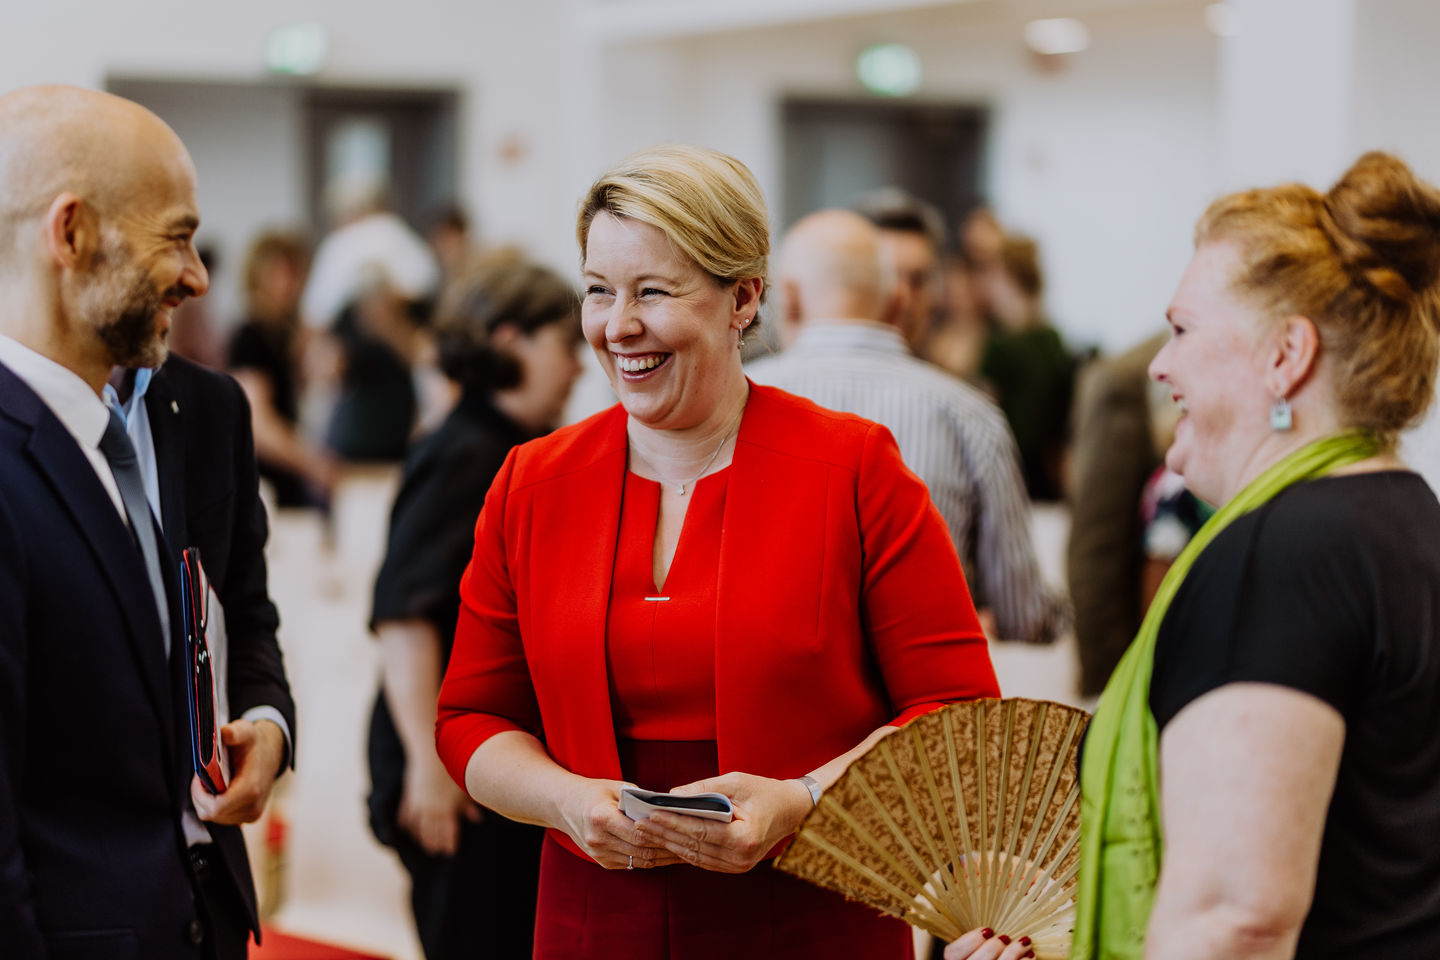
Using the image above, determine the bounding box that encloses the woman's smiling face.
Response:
[581,212,751,431]
[1149,241,1278,504]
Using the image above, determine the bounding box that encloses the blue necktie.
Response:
[98,405,171,654]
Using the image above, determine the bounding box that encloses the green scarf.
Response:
[1069,431,1379,960]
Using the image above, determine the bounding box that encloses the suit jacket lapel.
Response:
[136,367,195,813]
[714,387,830,775]
[0,367,177,737]
[144,367,187,548]
[527,408,627,781]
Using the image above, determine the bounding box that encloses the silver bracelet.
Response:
[796,774,822,807]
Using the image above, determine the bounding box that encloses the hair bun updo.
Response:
[1196,151,1440,445]
[1320,151,1440,307]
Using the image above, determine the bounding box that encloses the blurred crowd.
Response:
[162,171,1208,958]
[173,175,1200,670]
[14,75,1438,960]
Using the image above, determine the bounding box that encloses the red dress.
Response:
[532,469,909,959]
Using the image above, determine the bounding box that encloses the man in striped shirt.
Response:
[747,208,1066,644]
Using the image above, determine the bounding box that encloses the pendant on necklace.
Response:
[677,483,687,496]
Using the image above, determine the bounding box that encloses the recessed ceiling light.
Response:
[1024,18,1091,56]
[856,43,923,98]
[266,23,329,76]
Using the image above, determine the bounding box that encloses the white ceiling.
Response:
[576,0,1206,44]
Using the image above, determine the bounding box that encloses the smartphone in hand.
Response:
[619,787,734,823]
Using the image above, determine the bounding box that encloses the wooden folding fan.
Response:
[776,698,1089,959]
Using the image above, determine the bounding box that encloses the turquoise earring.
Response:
[1270,397,1292,432]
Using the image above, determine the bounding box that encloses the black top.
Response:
[978,325,1075,502]
[366,392,533,840]
[227,319,309,507]
[1151,471,1440,956]
[325,310,416,463]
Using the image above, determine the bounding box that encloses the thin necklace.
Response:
[641,409,744,496]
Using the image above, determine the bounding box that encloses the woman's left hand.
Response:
[633,772,814,874]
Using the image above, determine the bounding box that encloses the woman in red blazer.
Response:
[436,144,1000,959]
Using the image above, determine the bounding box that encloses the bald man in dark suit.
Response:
[0,85,290,960]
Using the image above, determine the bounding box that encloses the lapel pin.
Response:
[171,401,180,414]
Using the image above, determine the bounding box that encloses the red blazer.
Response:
[436,384,1000,858]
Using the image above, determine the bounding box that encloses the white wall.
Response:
[1351,0,1440,484]
[595,1,1220,352]
[11,0,1440,362]
[986,4,1220,351]
[0,0,582,272]
[107,80,307,325]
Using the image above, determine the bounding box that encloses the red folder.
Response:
[181,547,228,793]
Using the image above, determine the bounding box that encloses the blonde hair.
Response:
[242,231,310,305]
[1196,151,1440,446]
[576,144,770,317]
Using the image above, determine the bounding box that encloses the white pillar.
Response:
[1218,0,1358,190]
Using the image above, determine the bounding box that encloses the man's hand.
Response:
[191,718,287,825]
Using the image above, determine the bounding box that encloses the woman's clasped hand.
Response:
[630,773,814,873]
[558,773,812,873]
[556,778,685,870]
[943,928,1036,960]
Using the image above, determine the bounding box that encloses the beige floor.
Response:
[246,477,1084,960]
[246,468,423,960]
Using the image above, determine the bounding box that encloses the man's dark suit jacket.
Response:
[0,354,294,960]
[145,355,296,943]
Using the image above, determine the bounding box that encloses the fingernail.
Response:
[1023,952,1035,959]
[1020,938,1032,947]
[980,929,994,939]
[999,935,1011,946]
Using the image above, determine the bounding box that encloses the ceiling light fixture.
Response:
[1024,18,1091,56]
[265,23,330,76]
[856,43,923,98]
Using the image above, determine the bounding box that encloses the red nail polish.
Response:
[999,935,1011,946]
[1023,952,1035,960]
[1020,937,1032,947]
[980,928,994,939]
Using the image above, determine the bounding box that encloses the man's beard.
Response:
[80,243,175,370]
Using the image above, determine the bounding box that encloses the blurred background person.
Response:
[749,208,1065,644]
[302,175,441,333]
[299,175,441,463]
[426,203,474,284]
[1064,332,1166,700]
[325,266,434,462]
[920,252,989,382]
[168,244,227,369]
[853,187,946,348]
[978,234,1076,501]
[228,231,339,509]
[368,250,582,960]
[436,145,999,960]
[958,208,1005,293]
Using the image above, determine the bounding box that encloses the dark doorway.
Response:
[303,86,459,233]
[105,77,460,327]
[780,98,988,244]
